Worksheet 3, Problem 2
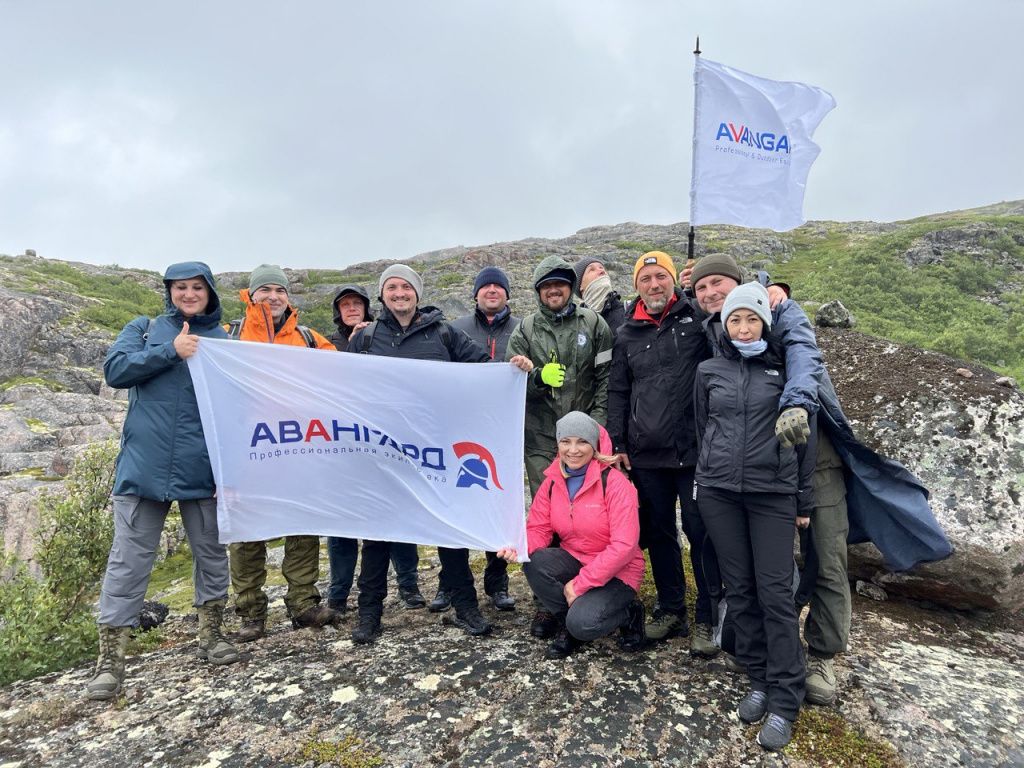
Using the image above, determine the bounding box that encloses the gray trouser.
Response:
[523,547,635,641]
[99,495,229,627]
[805,429,852,657]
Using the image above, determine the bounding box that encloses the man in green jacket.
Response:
[506,255,614,637]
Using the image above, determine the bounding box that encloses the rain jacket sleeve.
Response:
[572,469,640,596]
[772,301,824,415]
[526,478,556,554]
[310,329,336,351]
[104,316,181,390]
[606,334,632,454]
[505,323,550,400]
[588,315,614,424]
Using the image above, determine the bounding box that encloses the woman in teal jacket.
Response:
[87,262,240,701]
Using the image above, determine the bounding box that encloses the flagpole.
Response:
[687,36,701,285]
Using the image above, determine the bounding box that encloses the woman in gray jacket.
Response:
[694,282,816,752]
[87,261,240,701]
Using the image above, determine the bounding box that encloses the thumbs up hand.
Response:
[173,321,200,359]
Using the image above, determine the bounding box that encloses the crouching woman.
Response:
[87,261,240,701]
[497,411,646,659]
[694,282,816,751]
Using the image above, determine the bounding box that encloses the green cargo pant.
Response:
[525,449,555,499]
[804,429,852,657]
[230,535,321,621]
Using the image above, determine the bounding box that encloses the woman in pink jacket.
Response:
[498,411,646,659]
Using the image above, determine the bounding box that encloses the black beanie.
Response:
[472,266,511,298]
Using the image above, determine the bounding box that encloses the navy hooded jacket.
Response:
[105,261,227,501]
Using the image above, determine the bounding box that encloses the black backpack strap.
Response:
[142,317,156,341]
[227,319,244,340]
[359,320,379,353]
[297,325,316,348]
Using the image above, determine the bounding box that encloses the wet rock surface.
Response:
[1,566,1022,768]
[817,328,1024,612]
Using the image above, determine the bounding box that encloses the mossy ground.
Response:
[297,731,384,767]
[789,707,903,767]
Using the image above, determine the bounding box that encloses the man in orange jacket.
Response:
[226,264,340,641]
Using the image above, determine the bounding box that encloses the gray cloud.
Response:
[1,1,1020,271]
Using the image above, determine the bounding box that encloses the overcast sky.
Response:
[2,1,1021,272]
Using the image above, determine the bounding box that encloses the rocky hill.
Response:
[1,204,1023,765]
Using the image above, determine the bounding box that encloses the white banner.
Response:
[187,339,528,559]
[690,57,835,231]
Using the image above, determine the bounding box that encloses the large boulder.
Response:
[817,328,1024,611]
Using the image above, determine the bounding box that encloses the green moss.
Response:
[127,628,167,654]
[614,240,658,252]
[436,273,465,288]
[0,376,66,392]
[146,540,199,614]
[788,708,903,767]
[297,732,384,767]
[25,418,51,434]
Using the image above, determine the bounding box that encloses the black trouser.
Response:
[631,466,719,624]
[358,541,478,620]
[523,547,635,641]
[698,486,805,722]
[483,552,509,595]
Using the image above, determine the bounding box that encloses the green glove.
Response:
[775,407,810,448]
[540,362,566,388]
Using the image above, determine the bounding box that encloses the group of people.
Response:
[86,248,951,752]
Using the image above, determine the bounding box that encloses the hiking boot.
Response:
[291,604,343,629]
[645,608,689,641]
[756,713,794,751]
[530,609,558,639]
[399,586,427,610]
[429,588,452,613]
[618,600,646,653]
[236,618,266,643]
[86,624,130,701]
[723,653,745,674]
[545,623,582,660]
[737,690,768,724]
[489,590,516,611]
[806,655,837,705]
[327,598,349,613]
[197,599,240,665]
[351,614,382,645]
[690,622,719,658]
[444,605,493,636]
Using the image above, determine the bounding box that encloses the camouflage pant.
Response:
[230,535,321,620]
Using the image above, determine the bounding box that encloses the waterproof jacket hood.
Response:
[330,284,374,350]
[105,261,228,500]
[532,255,578,296]
[161,261,222,330]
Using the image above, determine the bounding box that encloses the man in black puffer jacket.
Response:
[347,264,493,645]
[607,251,719,655]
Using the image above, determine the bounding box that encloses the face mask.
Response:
[582,275,613,313]
[731,338,768,358]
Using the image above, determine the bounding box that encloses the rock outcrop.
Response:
[818,328,1024,611]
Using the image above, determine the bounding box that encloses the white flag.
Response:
[187,339,528,559]
[690,57,835,231]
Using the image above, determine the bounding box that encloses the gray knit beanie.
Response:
[572,256,604,295]
[378,264,424,300]
[248,264,290,294]
[555,411,600,452]
[721,282,773,329]
[690,253,743,288]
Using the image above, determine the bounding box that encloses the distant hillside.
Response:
[1,200,1022,393]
